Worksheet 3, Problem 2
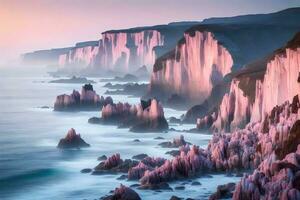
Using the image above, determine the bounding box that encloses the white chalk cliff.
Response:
[59,44,99,72]
[210,33,300,132]
[59,30,164,73]
[150,31,233,103]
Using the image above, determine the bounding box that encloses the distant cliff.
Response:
[22,47,72,66]
[58,22,199,74]
[58,41,99,73]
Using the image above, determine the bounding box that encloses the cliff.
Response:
[150,30,233,103]
[203,32,300,132]
[22,47,72,66]
[58,41,99,73]
[149,21,300,105]
[57,22,199,75]
[148,8,300,107]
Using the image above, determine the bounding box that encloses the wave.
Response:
[0,168,61,190]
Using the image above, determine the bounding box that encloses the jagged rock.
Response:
[93,154,138,174]
[91,99,168,132]
[209,182,235,200]
[165,150,180,157]
[54,84,113,111]
[275,120,300,160]
[88,117,102,124]
[98,155,107,161]
[100,184,141,200]
[233,151,300,200]
[132,154,148,160]
[57,128,90,149]
[159,135,190,148]
[128,157,166,180]
[169,196,183,200]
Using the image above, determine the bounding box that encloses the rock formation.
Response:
[150,31,233,104]
[57,128,90,149]
[158,135,190,148]
[100,184,141,200]
[197,32,300,133]
[90,99,168,132]
[57,22,199,75]
[58,41,99,73]
[148,9,300,108]
[54,84,113,111]
[93,154,138,174]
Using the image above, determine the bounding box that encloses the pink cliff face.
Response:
[58,45,99,71]
[58,30,163,73]
[99,30,164,72]
[212,79,251,132]
[256,48,300,121]
[212,46,300,132]
[150,31,233,103]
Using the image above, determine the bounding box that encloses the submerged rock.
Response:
[80,168,92,173]
[49,76,95,84]
[169,196,183,200]
[169,116,182,124]
[209,182,235,200]
[132,154,148,160]
[165,150,180,157]
[57,128,90,149]
[104,83,148,97]
[98,155,107,161]
[100,184,141,200]
[159,135,190,148]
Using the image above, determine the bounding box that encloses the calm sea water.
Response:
[0,68,240,200]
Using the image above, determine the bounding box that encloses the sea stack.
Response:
[54,84,113,111]
[100,184,141,200]
[57,128,90,149]
[93,99,169,132]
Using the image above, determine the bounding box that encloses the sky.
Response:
[0,0,299,65]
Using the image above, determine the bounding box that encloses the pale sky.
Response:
[0,0,299,64]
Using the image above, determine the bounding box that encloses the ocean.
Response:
[0,68,240,200]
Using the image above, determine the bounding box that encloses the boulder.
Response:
[57,128,90,149]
